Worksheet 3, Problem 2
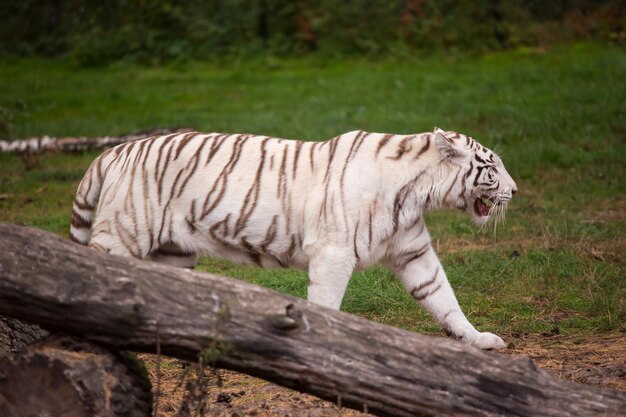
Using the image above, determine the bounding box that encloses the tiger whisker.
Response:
[475,195,508,237]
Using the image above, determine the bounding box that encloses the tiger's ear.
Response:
[434,128,469,161]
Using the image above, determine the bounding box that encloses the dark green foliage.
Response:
[1,1,623,65]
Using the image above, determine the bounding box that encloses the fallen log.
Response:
[0,223,624,417]
[0,127,192,153]
[0,334,152,417]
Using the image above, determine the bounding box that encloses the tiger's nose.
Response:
[512,187,517,195]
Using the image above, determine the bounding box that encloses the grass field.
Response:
[0,42,624,343]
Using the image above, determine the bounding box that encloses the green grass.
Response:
[0,42,624,338]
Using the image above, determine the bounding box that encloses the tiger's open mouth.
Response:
[474,196,494,217]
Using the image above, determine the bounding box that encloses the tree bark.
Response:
[0,334,152,417]
[0,223,624,417]
[0,316,48,360]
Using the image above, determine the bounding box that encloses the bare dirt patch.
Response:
[141,354,370,417]
[504,331,626,391]
[141,331,625,417]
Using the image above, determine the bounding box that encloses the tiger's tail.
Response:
[69,155,105,245]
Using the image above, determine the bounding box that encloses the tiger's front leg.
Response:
[385,231,505,350]
[306,246,356,310]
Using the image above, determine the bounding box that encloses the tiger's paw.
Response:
[471,332,506,350]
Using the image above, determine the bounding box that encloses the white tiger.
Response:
[70,127,517,349]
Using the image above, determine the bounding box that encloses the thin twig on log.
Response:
[0,224,624,417]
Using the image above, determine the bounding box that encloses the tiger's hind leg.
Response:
[150,242,199,269]
[89,218,197,268]
[89,222,144,259]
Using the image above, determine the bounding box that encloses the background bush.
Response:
[1,0,624,65]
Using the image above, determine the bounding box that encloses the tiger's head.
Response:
[433,127,517,227]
